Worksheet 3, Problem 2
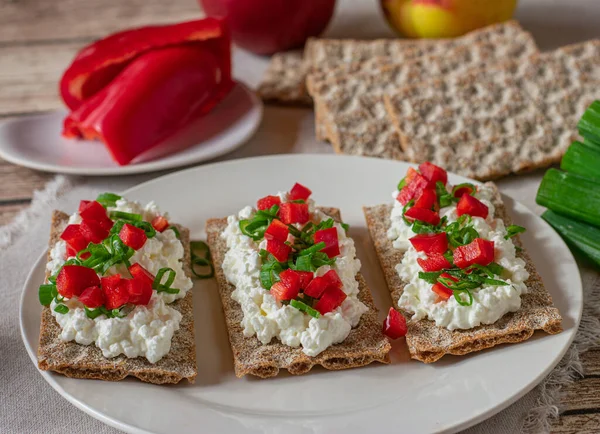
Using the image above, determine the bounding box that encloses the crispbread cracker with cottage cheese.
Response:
[37,211,197,384]
[206,207,391,378]
[257,51,313,106]
[363,183,562,363]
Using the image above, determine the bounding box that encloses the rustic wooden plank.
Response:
[0,0,200,43]
[562,377,600,412]
[552,413,600,434]
[0,202,29,226]
[581,349,600,376]
[0,158,52,201]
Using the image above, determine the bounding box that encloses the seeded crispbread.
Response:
[383,40,600,180]
[37,211,197,384]
[363,183,562,363]
[206,207,391,378]
[256,51,313,106]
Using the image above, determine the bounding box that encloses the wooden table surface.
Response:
[1,1,599,432]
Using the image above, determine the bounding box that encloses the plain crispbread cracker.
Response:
[363,183,562,363]
[37,211,197,384]
[206,207,391,378]
[384,40,600,180]
[257,51,313,106]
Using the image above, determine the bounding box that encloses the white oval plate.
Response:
[20,155,582,434]
[0,82,262,176]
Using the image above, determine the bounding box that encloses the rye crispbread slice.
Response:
[307,22,538,156]
[37,211,197,384]
[383,40,600,180]
[363,183,562,363]
[206,207,391,378]
[256,51,313,106]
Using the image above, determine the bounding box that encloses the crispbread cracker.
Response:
[257,51,313,106]
[206,207,391,378]
[37,211,197,384]
[363,183,562,363]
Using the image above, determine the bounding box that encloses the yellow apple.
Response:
[380,0,518,39]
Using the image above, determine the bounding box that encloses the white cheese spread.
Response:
[387,184,529,330]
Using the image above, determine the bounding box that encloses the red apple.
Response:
[199,0,336,55]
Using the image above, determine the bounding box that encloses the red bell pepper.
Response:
[409,233,448,256]
[304,276,328,298]
[126,278,153,306]
[278,269,301,294]
[119,223,148,250]
[80,219,109,244]
[78,200,91,213]
[288,183,312,201]
[79,200,109,222]
[413,188,438,210]
[456,194,489,219]
[278,203,309,225]
[102,275,130,310]
[151,215,169,233]
[270,281,300,301]
[78,285,105,308]
[314,227,340,258]
[264,219,289,242]
[57,265,101,299]
[129,263,155,287]
[257,195,281,211]
[322,269,343,290]
[432,272,458,301]
[314,286,347,315]
[417,254,451,272]
[419,162,448,187]
[453,183,475,198]
[266,239,291,262]
[397,171,429,205]
[404,207,441,226]
[60,224,88,253]
[453,238,495,268]
[382,307,407,339]
[297,271,314,289]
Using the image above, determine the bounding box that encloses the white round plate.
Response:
[0,82,262,176]
[20,155,582,434]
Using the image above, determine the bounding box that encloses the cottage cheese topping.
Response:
[387,184,529,330]
[221,193,368,357]
[46,198,192,363]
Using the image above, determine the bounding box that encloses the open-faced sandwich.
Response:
[37,193,197,384]
[206,183,391,378]
[364,162,563,363]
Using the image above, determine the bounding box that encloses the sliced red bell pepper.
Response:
[270,281,300,301]
[119,223,147,250]
[322,269,343,290]
[257,195,281,211]
[57,265,101,299]
[456,194,489,219]
[382,307,407,339]
[266,239,291,262]
[453,183,475,198]
[78,200,92,213]
[278,269,301,294]
[151,215,169,233]
[288,183,312,201]
[417,254,451,272]
[102,275,130,310]
[78,285,105,308]
[413,188,438,210]
[314,227,340,258]
[278,202,309,225]
[453,238,495,268]
[432,272,458,301]
[419,162,448,187]
[264,219,289,242]
[80,219,109,244]
[126,278,153,306]
[129,263,155,287]
[297,271,314,289]
[404,207,441,226]
[409,233,448,256]
[304,276,328,298]
[314,286,347,315]
[79,200,109,222]
[397,172,429,205]
[60,224,88,253]
[60,18,231,111]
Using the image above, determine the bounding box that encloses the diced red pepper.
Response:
[257,195,281,211]
[151,215,169,232]
[417,254,451,272]
[57,265,101,299]
[119,223,148,250]
[126,278,153,305]
[288,183,312,201]
[278,202,309,225]
[314,286,347,315]
[101,274,129,310]
[278,269,301,294]
[60,224,88,253]
[453,238,495,268]
[382,307,407,339]
[78,200,91,213]
[264,219,290,242]
[404,167,419,185]
[456,194,489,219]
[297,271,314,289]
[419,162,448,187]
[78,285,105,308]
[304,276,328,298]
[270,281,300,301]
[453,184,475,198]
[314,227,340,258]
[322,269,343,290]
[129,263,155,286]
[404,207,441,226]
[266,239,291,262]
[432,283,453,301]
[66,245,79,258]
[413,188,438,210]
[409,233,448,256]
[397,172,429,205]
[80,219,109,244]
[79,200,108,222]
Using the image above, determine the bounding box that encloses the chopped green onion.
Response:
[84,307,105,319]
[561,141,600,182]
[505,225,526,239]
[54,304,69,314]
[109,211,142,222]
[290,299,321,318]
[418,271,441,284]
[341,222,350,233]
[452,183,475,197]
[153,267,180,294]
[96,193,122,208]
[299,242,326,256]
[402,199,415,225]
[397,176,407,191]
[169,226,181,238]
[577,100,600,148]
[190,241,214,279]
[453,290,473,306]
[436,181,456,208]
[38,284,56,306]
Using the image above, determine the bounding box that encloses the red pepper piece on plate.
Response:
[80,219,109,244]
[257,195,281,211]
[279,269,301,293]
[404,207,441,226]
[60,224,88,253]
[270,281,300,301]
[129,263,155,287]
[456,194,489,219]
[314,286,347,315]
[409,233,448,256]
[266,239,291,262]
[432,273,458,301]
[417,254,451,272]
[126,278,153,306]
[101,274,129,309]
[264,219,289,242]
[453,238,495,268]
[278,203,309,225]
[419,162,448,187]
[78,285,105,308]
[60,18,231,111]
[322,269,343,290]
[304,276,328,298]
[119,223,147,250]
[288,183,312,201]
[57,265,101,299]
[397,172,429,205]
[297,271,314,289]
[413,188,438,210]
[151,215,169,233]
[314,227,340,258]
[382,307,407,339]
